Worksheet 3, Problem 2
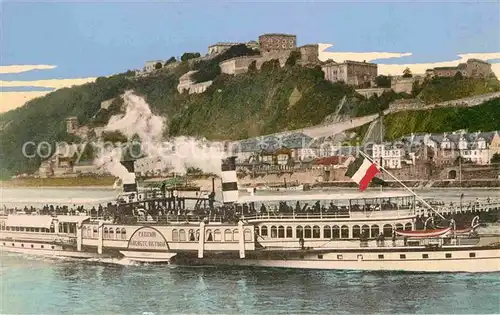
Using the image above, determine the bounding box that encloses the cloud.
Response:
[318,44,500,77]
[0,64,57,74]
[318,43,412,63]
[0,91,51,113]
[0,77,97,90]
[0,77,96,113]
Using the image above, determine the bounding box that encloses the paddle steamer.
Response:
[1,157,499,272]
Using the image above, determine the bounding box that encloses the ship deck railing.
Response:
[243,209,415,221]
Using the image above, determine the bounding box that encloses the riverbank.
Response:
[1,176,117,188]
[311,179,500,189]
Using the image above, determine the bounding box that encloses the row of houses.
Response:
[229,130,500,170]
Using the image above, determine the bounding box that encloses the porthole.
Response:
[378,254,384,259]
[445,253,452,258]
[317,254,323,259]
[422,254,429,259]
[11,243,15,246]
[51,246,55,249]
[469,252,476,258]
[21,244,24,247]
[400,254,406,259]
[337,255,343,260]
[31,244,34,248]
[41,245,44,249]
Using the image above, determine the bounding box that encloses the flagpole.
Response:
[358,150,445,220]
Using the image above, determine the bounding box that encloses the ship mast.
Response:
[359,150,445,220]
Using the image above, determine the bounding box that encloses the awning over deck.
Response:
[6,215,53,228]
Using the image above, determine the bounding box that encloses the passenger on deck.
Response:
[260,203,267,213]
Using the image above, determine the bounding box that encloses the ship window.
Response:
[109,228,114,239]
[30,228,35,232]
[371,225,380,238]
[50,224,55,233]
[172,229,179,242]
[6,226,10,231]
[51,246,55,249]
[383,224,393,237]
[15,226,20,232]
[340,225,349,239]
[337,254,343,260]
[188,229,195,242]
[422,253,429,259]
[286,226,293,238]
[324,226,331,239]
[357,255,363,261]
[400,254,406,259]
[278,226,285,238]
[121,228,126,240]
[31,244,34,248]
[11,243,15,246]
[270,226,277,238]
[115,228,120,239]
[352,225,361,238]
[232,229,239,241]
[445,253,452,258]
[41,245,44,249]
[318,254,323,259]
[332,226,340,239]
[93,227,98,239]
[35,228,40,233]
[59,223,63,233]
[2,243,5,245]
[396,224,404,231]
[313,226,320,239]
[213,229,221,242]
[179,229,186,242]
[69,224,75,234]
[20,227,25,232]
[296,226,303,238]
[21,244,24,247]
[224,229,232,241]
[378,254,384,259]
[404,223,412,231]
[206,229,213,242]
[104,228,109,239]
[304,226,312,239]
[63,223,68,234]
[469,252,476,258]
[244,229,252,241]
[261,226,268,237]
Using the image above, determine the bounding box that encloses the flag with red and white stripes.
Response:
[345,156,380,191]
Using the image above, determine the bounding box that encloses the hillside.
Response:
[1,57,499,178]
[351,97,500,142]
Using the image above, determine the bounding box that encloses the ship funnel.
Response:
[120,160,137,192]
[221,156,238,204]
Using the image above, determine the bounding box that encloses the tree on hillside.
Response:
[454,71,463,80]
[155,62,163,70]
[285,50,301,67]
[181,52,201,62]
[165,57,177,66]
[261,59,281,72]
[402,67,413,78]
[491,153,500,165]
[248,60,257,73]
[374,75,391,88]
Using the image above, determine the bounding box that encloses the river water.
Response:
[1,187,499,314]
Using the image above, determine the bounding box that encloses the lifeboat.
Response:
[396,227,451,238]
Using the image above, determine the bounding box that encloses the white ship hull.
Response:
[180,247,500,273]
[0,241,102,259]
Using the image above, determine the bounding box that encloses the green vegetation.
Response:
[417,76,500,104]
[374,75,391,88]
[382,97,500,140]
[191,44,259,83]
[181,52,201,62]
[169,66,354,139]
